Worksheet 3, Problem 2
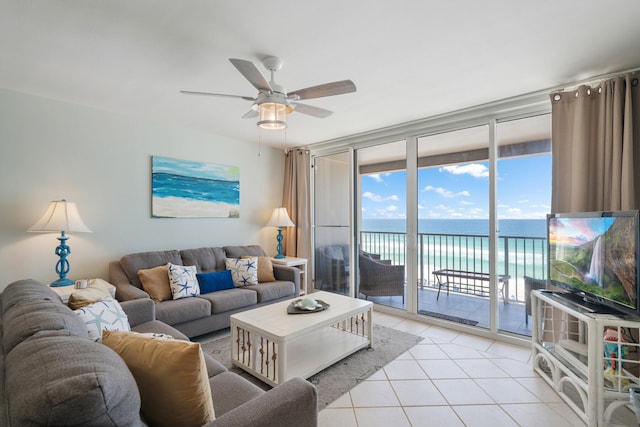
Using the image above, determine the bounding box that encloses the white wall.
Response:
[0,89,285,290]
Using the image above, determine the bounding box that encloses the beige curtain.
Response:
[550,74,640,213]
[282,149,311,260]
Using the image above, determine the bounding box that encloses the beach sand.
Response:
[152,196,239,218]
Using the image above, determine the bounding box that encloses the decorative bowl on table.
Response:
[287,297,330,314]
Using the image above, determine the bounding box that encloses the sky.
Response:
[362,154,551,220]
[152,155,239,182]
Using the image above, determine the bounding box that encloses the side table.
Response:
[49,281,116,304]
[271,256,308,295]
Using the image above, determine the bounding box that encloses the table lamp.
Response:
[266,207,294,259]
[28,199,92,287]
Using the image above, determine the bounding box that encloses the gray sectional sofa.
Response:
[109,245,301,338]
[0,279,317,426]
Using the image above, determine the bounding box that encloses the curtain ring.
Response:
[553,94,561,101]
[632,78,639,87]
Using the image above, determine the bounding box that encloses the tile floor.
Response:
[319,311,602,427]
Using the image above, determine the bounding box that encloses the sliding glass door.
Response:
[313,152,351,295]
[496,114,551,335]
[356,141,407,309]
[416,126,490,328]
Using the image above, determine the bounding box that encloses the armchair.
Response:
[316,244,350,292]
[358,253,405,302]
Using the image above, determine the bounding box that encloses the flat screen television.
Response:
[547,210,640,317]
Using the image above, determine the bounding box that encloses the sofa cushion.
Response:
[74,298,131,342]
[120,250,183,288]
[244,281,296,303]
[154,296,211,325]
[180,247,227,273]
[67,279,113,310]
[168,263,200,299]
[138,264,172,302]
[242,255,276,282]
[225,257,259,286]
[102,330,215,427]
[197,270,235,293]
[6,334,143,427]
[197,288,257,314]
[223,245,267,258]
[3,298,88,353]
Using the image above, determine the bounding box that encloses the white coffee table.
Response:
[230,291,373,386]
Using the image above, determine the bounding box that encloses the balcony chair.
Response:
[316,244,350,293]
[524,275,547,326]
[358,253,405,302]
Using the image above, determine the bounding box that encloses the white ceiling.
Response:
[2,1,640,149]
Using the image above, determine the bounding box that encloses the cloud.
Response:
[424,185,470,198]
[517,199,529,204]
[363,191,400,202]
[366,173,390,183]
[440,163,489,178]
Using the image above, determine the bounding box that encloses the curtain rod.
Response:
[554,66,640,93]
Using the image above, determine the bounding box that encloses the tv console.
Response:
[532,289,640,426]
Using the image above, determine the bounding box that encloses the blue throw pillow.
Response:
[196,270,235,294]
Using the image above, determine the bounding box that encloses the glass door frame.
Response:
[310,147,357,298]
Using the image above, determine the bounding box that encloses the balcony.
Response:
[358,231,548,336]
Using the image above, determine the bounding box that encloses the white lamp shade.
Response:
[28,200,92,233]
[266,207,294,227]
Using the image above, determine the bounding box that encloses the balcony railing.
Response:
[360,231,547,303]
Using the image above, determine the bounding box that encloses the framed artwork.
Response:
[152,156,240,218]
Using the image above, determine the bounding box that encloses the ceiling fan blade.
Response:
[288,80,356,100]
[180,90,255,101]
[229,58,272,92]
[242,110,258,119]
[290,102,333,118]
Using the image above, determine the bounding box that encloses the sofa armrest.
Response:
[120,298,156,326]
[109,261,150,301]
[115,282,150,302]
[207,377,317,427]
[272,265,300,294]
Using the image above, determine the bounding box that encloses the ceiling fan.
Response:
[180,56,356,130]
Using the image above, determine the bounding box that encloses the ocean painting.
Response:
[152,156,240,218]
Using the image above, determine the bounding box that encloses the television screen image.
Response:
[547,211,639,315]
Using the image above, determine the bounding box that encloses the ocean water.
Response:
[362,218,546,238]
[152,172,239,204]
[360,219,548,297]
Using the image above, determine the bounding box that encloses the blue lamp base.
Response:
[274,227,285,259]
[51,278,74,287]
[50,231,74,287]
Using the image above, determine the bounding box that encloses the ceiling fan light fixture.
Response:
[257,102,287,130]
